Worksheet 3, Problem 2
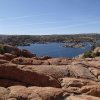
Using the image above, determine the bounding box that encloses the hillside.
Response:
[0,33,100,46]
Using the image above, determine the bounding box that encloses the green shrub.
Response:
[0,44,5,54]
[83,51,95,58]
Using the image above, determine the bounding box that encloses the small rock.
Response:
[4,53,17,61]
[79,85,100,97]
[21,49,36,58]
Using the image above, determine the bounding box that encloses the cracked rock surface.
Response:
[0,45,100,100]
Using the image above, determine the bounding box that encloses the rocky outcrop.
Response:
[12,57,42,65]
[4,53,17,61]
[79,85,100,97]
[68,62,97,81]
[60,78,98,89]
[12,57,72,65]
[93,47,100,56]
[3,45,21,56]
[25,65,70,79]
[3,45,36,58]
[0,85,100,100]
[0,86,65,100]
[79,47,100,58]
[0,63,61,88]
[60,77,100,97]
[67,95,100,100]
[21,49,36,58]
[0,59,9,64]
[0,45,100,99]
[48,58,72,65]
[0,53,16,61]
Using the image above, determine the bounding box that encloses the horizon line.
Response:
[0,33,99,36]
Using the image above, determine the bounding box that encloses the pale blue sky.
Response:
[0,0,100,35]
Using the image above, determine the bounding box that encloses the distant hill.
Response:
[0,33,100,46]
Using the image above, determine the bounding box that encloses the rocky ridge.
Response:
[0,45,100,100]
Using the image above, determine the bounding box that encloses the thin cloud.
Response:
[44,21,100,30]
[1,15,100,29]
[0,13,52,21]
[0,20,68,27]
[26,21,100,31]
[65,21,100,28]
[0,15,39,21]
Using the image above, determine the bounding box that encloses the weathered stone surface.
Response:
[48,58,62,65]
[98,75,100,81]
[68,62,97,80]
[12,57,72,65]
[32,59,42,65]
[93,47,100,56]
[0,54,5,60]
[0,59,9,64]
[12,57,42,65]
[12,57,35,65]
[0,45,100,99]
[26,86,64,100]
[0,63,61,88]
[0,79,26,87]
[67,95,100,100]
[88,60,100,68]
[28,65,70,79]
[79,85,100,97]
[60,58,72,65]
[59,78,100,95]
[21,49,36,58]
[0,53,16,61]
[3,45,36,58]
[48,58,72,65]
[0,86,65,100]
[89,68,100,77]
[42,60,50,65]
[3,45,21,56]
[4,53,17,61]
[0,87,9,99]
[60,78,97,89]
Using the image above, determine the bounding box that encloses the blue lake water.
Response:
[18,43,92,58]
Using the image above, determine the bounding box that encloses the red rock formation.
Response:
[0,63,61,88]
[0,45,100,100]
[0,86,65,100]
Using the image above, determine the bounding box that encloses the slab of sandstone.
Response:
[0,63,61,88]
[68,62,97,81]
[60,78,98,89]
[0,86,65,100]
[79,85,100,97]
[67,95,100,100]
